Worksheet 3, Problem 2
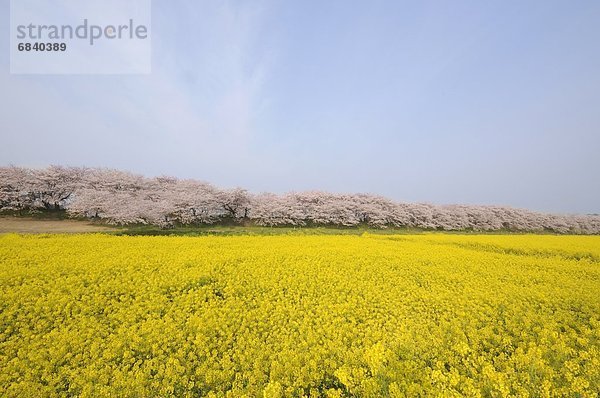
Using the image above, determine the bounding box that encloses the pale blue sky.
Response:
[1,0,599,214]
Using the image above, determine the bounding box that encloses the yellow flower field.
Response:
[0,233,599,397]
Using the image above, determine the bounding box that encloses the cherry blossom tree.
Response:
[0,166,35,213]
[1,165,599,233]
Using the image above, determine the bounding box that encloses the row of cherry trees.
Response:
[1,165,599,233]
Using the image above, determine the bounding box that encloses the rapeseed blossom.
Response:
[0,234,598,397]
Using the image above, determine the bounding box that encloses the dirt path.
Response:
[0,217,115,234]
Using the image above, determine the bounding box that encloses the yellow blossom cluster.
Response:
[0,233,599,397]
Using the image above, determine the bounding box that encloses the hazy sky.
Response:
[1,0,599,214]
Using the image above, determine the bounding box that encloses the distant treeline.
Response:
[1,165,599,233]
